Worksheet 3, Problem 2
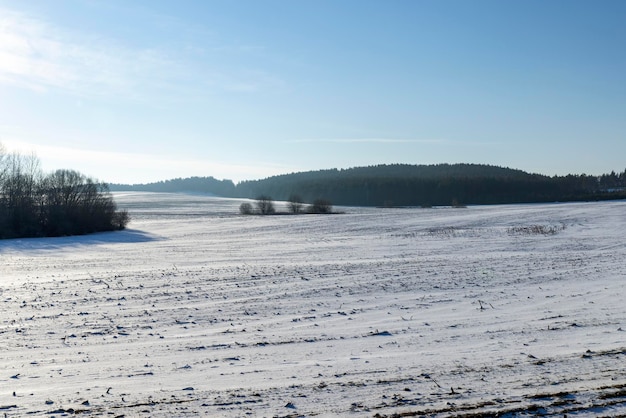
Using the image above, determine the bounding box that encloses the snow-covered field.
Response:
[1,192,625,417]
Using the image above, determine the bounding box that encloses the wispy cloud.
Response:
[0,8,168,98]
[287,138,447,144]
[0,7,277,101]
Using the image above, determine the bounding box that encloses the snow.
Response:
[1,192,625,416]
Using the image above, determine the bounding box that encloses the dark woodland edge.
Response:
[110,163,626,207]
[1,151,130,239]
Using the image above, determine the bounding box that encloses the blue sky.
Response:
[0,0,624,184]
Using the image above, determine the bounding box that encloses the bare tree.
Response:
[255,195,275,215]
[309,198,333,214]
[0,142,7,185]
[288,194,304,214]
[239,202,253,215]
[40,169,127,235]
[0,152,42,237]
[0,143,129,238]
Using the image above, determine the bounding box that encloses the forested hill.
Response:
[110,176,236,196]
[110,163,626,207]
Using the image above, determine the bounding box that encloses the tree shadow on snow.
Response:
[0,229,160,253]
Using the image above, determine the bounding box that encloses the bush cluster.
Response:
[239,195,334,215]
[0,147,129,239]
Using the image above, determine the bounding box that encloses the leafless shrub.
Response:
[308,198,333,214]
[239,202,254,215]
[255,195,275,215]
[112,210,131,230]
[507,224,566,236]
[288,194,304,214]
[0,146,129,237]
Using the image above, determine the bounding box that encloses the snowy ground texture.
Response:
[1,192,625,417]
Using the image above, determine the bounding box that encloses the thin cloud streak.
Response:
[288,138,447,144]
[288,138,508,148]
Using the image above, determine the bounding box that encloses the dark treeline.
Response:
[0,147,129,239]
[111,163,626,207]
[110,176,236,196]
